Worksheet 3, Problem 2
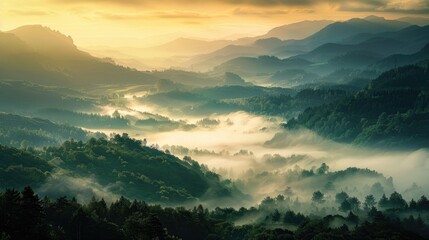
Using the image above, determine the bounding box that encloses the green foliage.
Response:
[0,80,95,113]
[288,64,429,148]
[0,113,101,148]
[0,133,240,204]
[238,88,349,118]
[0,145,52,189]
[36,108,130,129]
[39,134,237,203]
[2,187,429,240]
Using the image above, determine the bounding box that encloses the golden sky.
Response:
[1,0,429,47]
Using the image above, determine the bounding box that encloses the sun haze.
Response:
[2,0,428,48]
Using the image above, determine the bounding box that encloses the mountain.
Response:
[185,20,334,71]
[397,16,429,26]
[213,55,312,77]
[273,17,411,56]
[146,20,331,58]
[341,25,429,53]
[9,25,84,58]
[0,32,31,55]
[259,20,334,40]
[376,43,429,70]
[234,20,334,45]
[270,69,320,87]
[190,16,412,71]
[186,44,269,71]
[297,37,404,63]
[150,69,222,87]
[193,85,293,100]
[327,51,382,69]
[0,25,157,88]
[287,64,429,148]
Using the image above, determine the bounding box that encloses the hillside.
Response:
[287,64,429,148]
[0,134,243,204]
[0,80,95,114]
[377,43,429,70]
[274,17,411,55]
[260,20,334,40]
[0,145,52,189]
[0,113,102,148]
[0,25,157,88]
[213,56,312,77]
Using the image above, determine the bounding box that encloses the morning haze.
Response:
[1,0,429,239]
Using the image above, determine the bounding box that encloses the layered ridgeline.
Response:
[210,17,429,88]
[0,134,244,204]
[286,63,429,148]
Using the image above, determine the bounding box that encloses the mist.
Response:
[78,100,429,205]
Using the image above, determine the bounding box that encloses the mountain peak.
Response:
[8,24,79,56]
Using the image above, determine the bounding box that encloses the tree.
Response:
[0,189,21,238]
[276,194,285,202]
[21,186,48,238]
[340,199,352,212]
[348,197,361,212]
[409,199,417,210]
[378,194,388,209]
[364,195,376,210]
[335,191,349,204]
[388,192,407,209]
[271,209,281,222]
[416,195,429,210]
[312,191,325,204]
[317,163,329,174]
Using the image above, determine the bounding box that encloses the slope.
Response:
[0,25,157,88]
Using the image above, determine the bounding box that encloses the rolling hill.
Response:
[287,64,429,148]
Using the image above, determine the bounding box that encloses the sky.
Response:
[1,0,429,47]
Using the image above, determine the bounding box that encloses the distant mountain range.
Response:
[1,16,429,90]
[185,16,425,71]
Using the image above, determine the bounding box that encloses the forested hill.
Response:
[287,63,429,148]
[0,134,243,204]
[0,113,103,148]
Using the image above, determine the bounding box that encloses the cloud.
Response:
[49,0,429,16]
[8,9,53,16]
[338,0,429,14]
[225,0,315,6]
[155,11,215,19]
[233,8,289,17]
[97,11,216,21]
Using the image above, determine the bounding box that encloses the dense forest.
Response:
[0,113,102,148]
[0,134,242,204]
[286,64,429,148]
[1,186,429,240]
